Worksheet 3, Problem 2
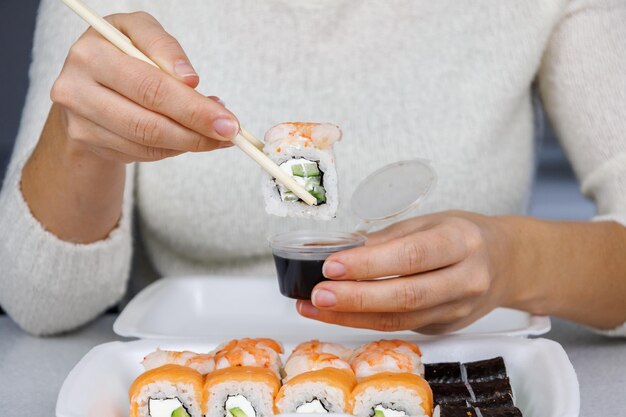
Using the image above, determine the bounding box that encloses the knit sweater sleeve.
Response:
[538,0,626,336]
[0,0,133,336]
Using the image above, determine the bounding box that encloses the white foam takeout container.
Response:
[113,276,551,340]
[56,275,578,417]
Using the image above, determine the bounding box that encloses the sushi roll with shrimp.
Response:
[350,340,425,380]
[142,349,215,375]
[213,338,283,378]
[277,342,356,414]
[275,367,357,414]
[205,339,283,417]
[204,367,280,417]
[352,372,433,417]
[288,340,354,362]
[284,352,353,382]
[262,122,342,220]
[129,364,204,417]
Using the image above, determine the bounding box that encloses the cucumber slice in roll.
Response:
[171,407,190,417]
[228,407,248,417]
[310,185,327,204]
[282,191,300,202]
[292,163,320,177]
[304,177,321,190]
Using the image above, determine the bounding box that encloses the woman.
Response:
[0,0,624,336]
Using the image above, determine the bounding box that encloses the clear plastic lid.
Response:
[351,159,437,226]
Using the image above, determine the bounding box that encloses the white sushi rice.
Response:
[135,381,202,417]
[296,399,328,413]
[276,381,348,414]
[352,386,427,417]
[205,381,275,417]
[262,143,339,220]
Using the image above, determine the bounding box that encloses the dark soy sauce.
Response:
[273,254,326,299]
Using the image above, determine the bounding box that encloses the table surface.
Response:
[1,315,625,417]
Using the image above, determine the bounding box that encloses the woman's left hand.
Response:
[296,211,516,334]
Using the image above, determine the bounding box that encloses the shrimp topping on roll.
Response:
[350,340,425,380]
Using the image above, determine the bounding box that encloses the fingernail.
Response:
[212,118,239,139]
[312,289,337,308]
[208,96,226,106]
[174,60,198,79]
[323,261,346,278]
[298,301,320,317]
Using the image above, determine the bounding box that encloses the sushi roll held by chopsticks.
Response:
[262,122,342,220]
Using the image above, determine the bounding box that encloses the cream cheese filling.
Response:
[374,405,407,417]
[277,158,323,202]
[225,394,256,417]
[149,398,184,417]
[296,399,328,413]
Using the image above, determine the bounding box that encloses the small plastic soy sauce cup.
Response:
[269,231,366,299]
[269,159,437,300]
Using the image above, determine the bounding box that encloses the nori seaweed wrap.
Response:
[469,392,514,408]
[425,362,464,384]
[463,357,507,382]
[430,382,472,406]
[426,357,521,416]
[478,407,523,417]
[470,378,513,404]
[434,405,478,417]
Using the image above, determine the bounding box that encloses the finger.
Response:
[311,263,484,313]
[106,12,199,87]
[84,34,239,141]
[323,222,467,280]
[366,213,447,246]
[88,146,175,164]
[416,303,493,335]
[67,114,184,162]
[53,74,225,153]
[297,299,473,332]
[366,219,429,246]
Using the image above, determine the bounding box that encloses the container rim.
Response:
[268,230,366,258]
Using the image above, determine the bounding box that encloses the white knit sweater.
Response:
[1,0,625,335]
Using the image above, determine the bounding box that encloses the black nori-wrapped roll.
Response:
[463,357,507,382]
[478,407,523,417]
[430,382,472,406]
[425,362,464,384]
[469,392,514,408]
[434,405,478,417]
[470,378,513,404]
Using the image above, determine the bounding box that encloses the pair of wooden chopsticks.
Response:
[60,0,317,206]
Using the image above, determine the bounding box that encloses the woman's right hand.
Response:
[22,12,237,243]
[49,11,239,163]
